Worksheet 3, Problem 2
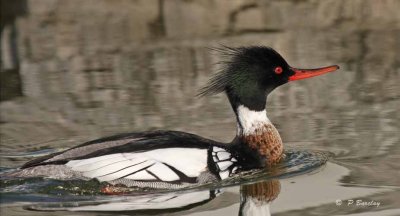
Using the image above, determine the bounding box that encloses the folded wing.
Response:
[65,148,208,183]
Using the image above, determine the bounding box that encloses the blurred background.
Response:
[0,0,399,215]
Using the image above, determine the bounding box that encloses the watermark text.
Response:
[335,199,380,207]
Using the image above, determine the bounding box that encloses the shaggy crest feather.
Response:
[197,45,282,97]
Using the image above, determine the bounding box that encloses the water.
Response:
[1,1,400,215]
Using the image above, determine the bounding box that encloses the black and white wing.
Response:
[15,131,240,186]
[65,148,208,185]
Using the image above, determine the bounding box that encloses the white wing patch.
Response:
[70,154,142,172]
[125,170,156,180]
[212,147,238,180]
[218,161,233,170]
[219,170,230,179]
[217,151,231,160]
[65,148,207,183]
[146,163,180,181]
[96,160,155,182]
[66,154,123,170]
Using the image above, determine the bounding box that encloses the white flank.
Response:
[237,105,271,135]
[66,148,207,182]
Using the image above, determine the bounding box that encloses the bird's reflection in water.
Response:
[28,180,281,215]
[239,180,281,216]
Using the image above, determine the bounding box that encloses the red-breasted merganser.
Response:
[6,46,339,188]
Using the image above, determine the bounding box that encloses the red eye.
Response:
[274,66,283,74]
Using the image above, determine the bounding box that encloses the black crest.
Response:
[197,45,289,98]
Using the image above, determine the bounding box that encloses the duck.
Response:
[5,46,339,189]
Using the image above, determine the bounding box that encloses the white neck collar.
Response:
[236,105,271,136]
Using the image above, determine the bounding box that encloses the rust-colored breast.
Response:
[240,124,284,166]
[241,180,281,202]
